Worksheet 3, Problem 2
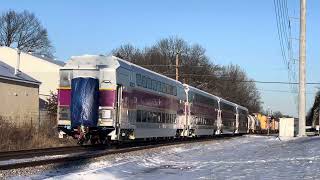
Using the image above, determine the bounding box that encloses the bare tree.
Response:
[216,64,262,112]
[0,10,54,57]
[111,37,262,113]
[307,90,320,127]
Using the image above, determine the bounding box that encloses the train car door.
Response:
[115,85,123,140]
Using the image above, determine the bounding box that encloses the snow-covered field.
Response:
[10,135,320,180]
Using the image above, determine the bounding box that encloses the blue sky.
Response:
[1,0,319,116]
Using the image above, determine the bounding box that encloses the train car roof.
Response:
[63,55,184,86]
[220,98,237,107]
[184,84,220,100]
[118,57,183,86]
[237,105,248,111]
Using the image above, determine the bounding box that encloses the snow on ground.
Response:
[10,135,320,180]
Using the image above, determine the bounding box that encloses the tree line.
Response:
[112,37,262,112]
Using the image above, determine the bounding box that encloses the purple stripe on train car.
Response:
[123,90,179,110]
[58,89,71,106]
[99,90,116,107]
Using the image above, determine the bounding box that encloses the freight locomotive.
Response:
[57,55,248,144]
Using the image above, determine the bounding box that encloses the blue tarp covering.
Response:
[70,77,99,128]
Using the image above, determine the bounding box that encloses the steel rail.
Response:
[0,134,238,170]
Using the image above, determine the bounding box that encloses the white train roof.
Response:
[183,84,219,100]
[63,55,118,69]
[63,55,183,86]
[63,54,248,111]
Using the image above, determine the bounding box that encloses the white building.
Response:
[0,61,40,125]
[0,46,65,108]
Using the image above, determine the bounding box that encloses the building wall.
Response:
[0,46,62,101]
[0,78,39,126]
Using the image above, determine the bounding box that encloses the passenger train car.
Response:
[57,55,248,144]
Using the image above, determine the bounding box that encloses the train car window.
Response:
[152,80,157,91]
[141,110,147,122]
[136,110,142,122]
[165,113,169,123]
[172,114,175,124]
[147,112,153,123]
[136,74,142,86]
[166,85,170,95]
[161,113,165,123]
[173,114,177,124]
[147,77,152,89]
[221,102,235,112]
[157,81,161,92]
[60,70,72,87]
[161,82,166,93]
[157,112,161,123]
[169,85,173,95]
[142,76,147,88]
[152,112,157,123]
[173,86,177,96]
[188,92,194,102]
[154,112,159,123]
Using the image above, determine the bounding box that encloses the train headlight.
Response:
[100,109,112,119]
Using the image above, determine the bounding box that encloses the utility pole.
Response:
[298,0,306,136]
[175,52,180,81]
[267,107,270,135]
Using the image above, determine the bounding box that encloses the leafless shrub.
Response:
[0,116,74,151]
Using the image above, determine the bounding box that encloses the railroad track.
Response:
[0,145,107,161]
[0,134,238,170]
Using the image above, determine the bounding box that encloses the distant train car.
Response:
[237,105,249,134]
[252,113,279,134]
[247,114,261,133]
[270,118,279,133]
[218,99,237,134]
[183,85,219,137]
[57,55,250,144]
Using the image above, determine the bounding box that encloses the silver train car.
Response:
[57,55,248,144]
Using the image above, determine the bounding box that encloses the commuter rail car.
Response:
[57,55,249,144]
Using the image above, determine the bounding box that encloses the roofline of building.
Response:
[0,75,41,85]
[0,46,65,67]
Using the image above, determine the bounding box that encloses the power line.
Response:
[139,64,204,67]
[163,73,320,84]
[258,89,314,94]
